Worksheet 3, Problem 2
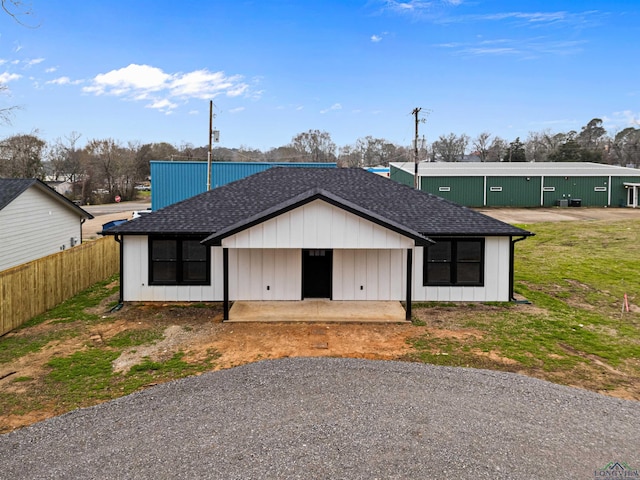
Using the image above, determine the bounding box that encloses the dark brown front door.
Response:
[302,249,332,298]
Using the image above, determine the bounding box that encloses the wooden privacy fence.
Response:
[0,237,120,336]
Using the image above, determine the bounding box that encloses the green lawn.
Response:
[408,218,640,395]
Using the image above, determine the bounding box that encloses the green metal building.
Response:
[390,162,640,208]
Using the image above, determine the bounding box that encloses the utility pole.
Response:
[206,101,220,191]
[412,107,421,189]
[207,100,213,191]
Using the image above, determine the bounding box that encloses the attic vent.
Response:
[439,186,451,192]
[543,186,555,192]
[594,187,607,192]
[489,186,503,192]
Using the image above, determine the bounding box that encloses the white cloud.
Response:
[25,58,45,67]
[380,0,462,16]
[436,37,586,58]
[320,103,342,114]
[84,64,170,95]
[438,9,603,28]
[82,63,255,113]
[45,67,57,73]
[47,76,71,85]
[45,76,83,86]
[229,106,245,113]
[146,98,178,112]
[170,69,235,98]
[371,34,383,42]
[0,72,21,83]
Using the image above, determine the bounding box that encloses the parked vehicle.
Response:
[132,208,152,219]
[101,219,128,234]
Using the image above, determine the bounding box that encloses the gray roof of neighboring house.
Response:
[391,161,640,177]
[103,167,532,239]
[0,178,93,219]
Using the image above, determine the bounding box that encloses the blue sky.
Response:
[1,0,639,151]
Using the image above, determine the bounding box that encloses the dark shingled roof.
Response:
[103,168,533,239]
[0,178,38,211]
[0,178,94,218]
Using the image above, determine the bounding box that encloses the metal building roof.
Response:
[390,162,640,177]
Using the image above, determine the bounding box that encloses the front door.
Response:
[628,185,637,208]
[302,249,332,298]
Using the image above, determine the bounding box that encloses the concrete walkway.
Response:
[228,300,408,323]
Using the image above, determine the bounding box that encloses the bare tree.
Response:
[431,133,469,162]
[0,0,35,28]
[486,137,507,162]
[0,85,19,125]
[0,132,46,178]
[525,131,555,162]
[472,132,492,162]
[290,130,337,162]
[610,127,640,167]
[84,138,124,198]
[265,145,299,162]
[47,131,83,182]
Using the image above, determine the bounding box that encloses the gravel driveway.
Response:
[1,358,638,479]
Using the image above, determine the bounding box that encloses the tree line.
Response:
[0,118,639,204]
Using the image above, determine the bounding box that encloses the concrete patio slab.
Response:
[228,300,408,323]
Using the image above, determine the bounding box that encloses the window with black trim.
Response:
[149,236,210,285]
[423,238,484,286]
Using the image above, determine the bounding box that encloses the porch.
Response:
[227,300,408,323]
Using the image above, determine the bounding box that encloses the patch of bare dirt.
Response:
[2,299,639,434]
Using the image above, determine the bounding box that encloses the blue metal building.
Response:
[151,161,337,210]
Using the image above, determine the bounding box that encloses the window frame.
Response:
[148,236,211,286]
[423,238,485,287]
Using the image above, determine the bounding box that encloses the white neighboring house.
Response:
[0,178,94,272]
[104,168,534,320]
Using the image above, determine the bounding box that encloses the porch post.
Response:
[405,248,412,321]
[223,247,229,321]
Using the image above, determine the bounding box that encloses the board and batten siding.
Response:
[120,199,513,302]
[334,238,510,302]
[122,236,225,301]
[229,249,301,300]
[0,186,82,271]
[221,199,415,250]
[412,237,511,302]
[333,249,405,300]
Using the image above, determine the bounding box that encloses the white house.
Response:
[0,178,93,271]
[104,168,534,320]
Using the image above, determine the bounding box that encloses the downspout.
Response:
[111,234,124,312]
[80,218,86,244]
[509,236,529,302]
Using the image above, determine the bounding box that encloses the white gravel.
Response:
[1,357,638,479]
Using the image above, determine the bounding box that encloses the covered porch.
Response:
[227,300,408,323]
